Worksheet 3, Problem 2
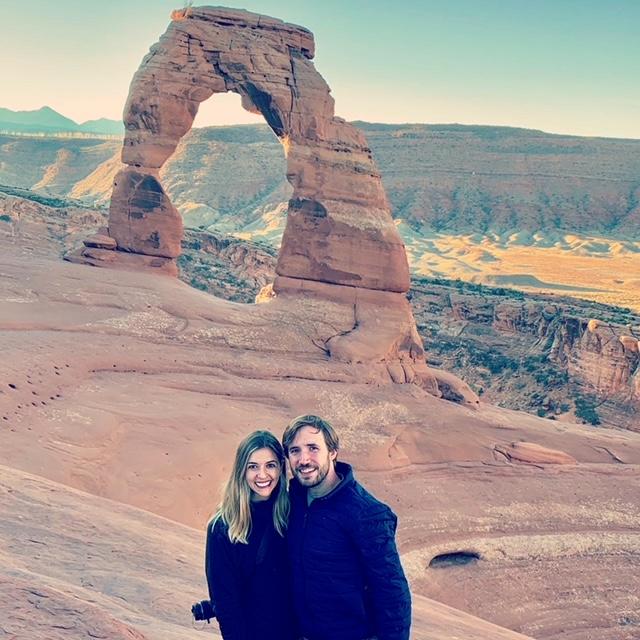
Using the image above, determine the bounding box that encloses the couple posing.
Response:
[204,414,411,640]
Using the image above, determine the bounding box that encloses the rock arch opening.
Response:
[173,92,289,302]
[191,90,263,128]
[165,91,291,242]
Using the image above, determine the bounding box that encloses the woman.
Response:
[205,430,294,640]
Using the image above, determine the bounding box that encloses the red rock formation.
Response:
[108,6,408,293]
[492,301,639,405]
[572,323,640,397]
[68,6,462,393]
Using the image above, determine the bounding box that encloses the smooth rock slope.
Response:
[0,464,537,640]
[1,242,639,639]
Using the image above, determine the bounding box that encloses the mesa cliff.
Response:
[4,123,639,240]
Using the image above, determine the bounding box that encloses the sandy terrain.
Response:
[405,229,640,313]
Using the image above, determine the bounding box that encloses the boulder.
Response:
[83,234,117,250]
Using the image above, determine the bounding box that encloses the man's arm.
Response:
[355,503,412,640]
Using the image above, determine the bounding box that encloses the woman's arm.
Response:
[205,519,248,640]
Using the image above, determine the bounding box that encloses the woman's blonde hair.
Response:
[217,430,289,544]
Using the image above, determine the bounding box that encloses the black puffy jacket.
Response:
[287,461,411,640]
[205,497,294,640]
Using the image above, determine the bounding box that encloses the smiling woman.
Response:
[203,430,295,639]
[245,446,282,501]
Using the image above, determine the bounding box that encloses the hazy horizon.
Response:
[4,103,640,142]
[2,1,639,139]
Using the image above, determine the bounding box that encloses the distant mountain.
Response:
[0,106,123,136]
[0,106,79,133]
[78,118,124,135]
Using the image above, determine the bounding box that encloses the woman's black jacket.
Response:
[205,497,294,640]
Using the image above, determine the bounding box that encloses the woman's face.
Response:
[245,447,281,501]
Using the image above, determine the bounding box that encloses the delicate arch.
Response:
[107,6,410,293]
[68,7,484,397]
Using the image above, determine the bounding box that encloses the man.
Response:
[282,414,411,640]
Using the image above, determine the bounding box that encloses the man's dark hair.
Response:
[282,414,339,455]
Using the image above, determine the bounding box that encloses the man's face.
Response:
[287,425,337,490]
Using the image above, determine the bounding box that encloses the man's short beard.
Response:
[296,458,331,488]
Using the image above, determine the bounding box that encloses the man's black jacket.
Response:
[287,461,411,640]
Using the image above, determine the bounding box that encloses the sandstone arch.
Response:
[73,6,474,394]
[110,6,409,295]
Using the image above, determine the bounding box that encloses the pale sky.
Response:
[2,0,639,138]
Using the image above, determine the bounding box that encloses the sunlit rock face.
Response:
[116,6,409,294]
[489,302,640,407]
[568,322,640,399]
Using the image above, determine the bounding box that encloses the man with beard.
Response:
[282,415,411,640]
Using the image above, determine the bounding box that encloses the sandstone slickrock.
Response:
[0,463,537,640]
[0,576,149,640]
[494,441,577,465]
[2,245,640,639]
